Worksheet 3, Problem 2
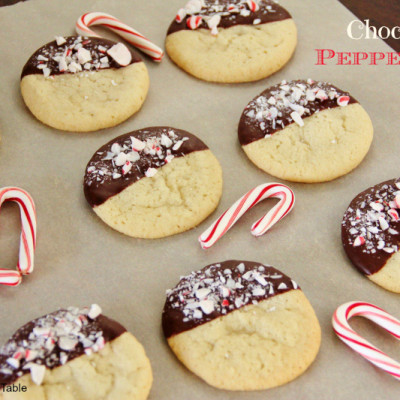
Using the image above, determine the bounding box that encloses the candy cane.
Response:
[0,270,22,287]
[76,12,164,62]
[332,301,400,380]
[0,187,37,287]
[199,183,295,249]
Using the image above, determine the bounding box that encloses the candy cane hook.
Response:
[333,301,400,380]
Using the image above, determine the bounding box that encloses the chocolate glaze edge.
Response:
[238,80,358,146]
[84,127,209,208]
[341,178,400,276]
[0,313,126,386]
[162,260,300,338]
[21,36,143,79]
[167,0,292,35]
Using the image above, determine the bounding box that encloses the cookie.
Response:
[162,260,321,390]
[20,36,149,132]
[165,0,297,83]
[238,79,374,183]
[84,127,223,238]
[0,305,152,400]
[342,178,400,293]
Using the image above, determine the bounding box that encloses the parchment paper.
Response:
[0,1,399,399]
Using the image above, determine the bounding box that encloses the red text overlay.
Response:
[316,49,400,65]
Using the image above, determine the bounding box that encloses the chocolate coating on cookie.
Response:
[167,0,291,35]
[238,79,357,146]
[84,127,209,207]
[342,179,400,276]
[162,260,299,338]
[0,306,125,385]
[21,36,142,79]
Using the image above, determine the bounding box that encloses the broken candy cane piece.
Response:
[337,95,350,107]
[247,0,260,12]
[88,304,102,319]
[187,15,203,30]
[395,194,400,209]
[175,8,187,23]
[290,111,304,127]
[206,14,221,35]
[77,47,92,64]
[388,209,399,221]
[107,43,132,66]
[29,363,46,386]
[185,0,203,13]
[353,236,365,247]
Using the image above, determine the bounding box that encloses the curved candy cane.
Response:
[0,270,22,287]
[0,187,37,287]
[332,301,400,380]
[199,183,295,249]
[76,12,164,62]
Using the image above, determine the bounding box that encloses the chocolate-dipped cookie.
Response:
[342,179,400,293]
[165,0,297,83]
[239,79,373,182]
[162,260,321,390]
[0,305,152,400]
[20,36,149,132]
[84,127,223,238]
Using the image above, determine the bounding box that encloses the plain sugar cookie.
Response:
[162,260,321,391]
[21,36,149,132]
[238,79,373,182]
[0,305,152,400]
[165,0,297,83]
[342,178,400,293]
[84,127,223,238]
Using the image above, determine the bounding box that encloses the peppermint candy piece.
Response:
[337,95,350,107]
[176,8,187,23]
[353,236,365,247]
[107,43,132,66]
[187,15,203,30]
[247,0,260,12]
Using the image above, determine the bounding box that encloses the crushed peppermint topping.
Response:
[106,42,132,66]
[24,36,133,78]
[0,305,106,386]
[163,261,298,337]
[84,127,208,207]
[240,79,354,139]
[173,0,283,35]
[343,180,400,256]
[85,128,190,187]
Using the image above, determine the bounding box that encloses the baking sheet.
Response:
[0,0,399,398]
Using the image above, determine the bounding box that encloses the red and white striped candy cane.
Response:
[76,12,164,62]
[332,301,400,380]
[199,183,295,249]
[0,187,36,287]
[0,270,22,287]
